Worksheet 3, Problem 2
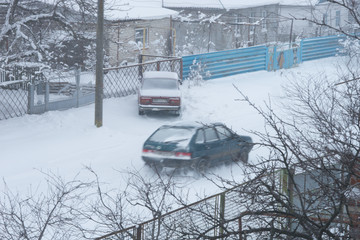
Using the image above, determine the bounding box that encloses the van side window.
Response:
[204,127,219,142]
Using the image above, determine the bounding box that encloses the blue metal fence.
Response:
[182,45,268,80]
[182,34,350,81]
[299,35,345,62]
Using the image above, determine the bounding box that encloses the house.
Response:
[312,0,359,36]
[162,0,320,54]
[104,3,178,66]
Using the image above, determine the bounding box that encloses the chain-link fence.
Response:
[0,80,29,120]
[103,56,182,99]
[0,57,182,121]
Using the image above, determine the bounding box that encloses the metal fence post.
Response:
[27,83,34,114]
[219,192,225,239]
[273,46,278,71]
[136,224,142,240]
[138,54,143,79]
[265,46,269,71]
[299,39,303,63]
[157,61,160,71]
[75,68,80,108]
[239,217,242,240]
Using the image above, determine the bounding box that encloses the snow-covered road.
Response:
[0,57,341,199]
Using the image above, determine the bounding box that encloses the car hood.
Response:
[140,89,181,98]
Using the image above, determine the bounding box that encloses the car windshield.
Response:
[149,127,196,146]
[142,78,177,90]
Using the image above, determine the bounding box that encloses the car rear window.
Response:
[142,78,177,90]
[149,127,196,147]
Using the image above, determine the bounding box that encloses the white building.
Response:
[104,2,178,66]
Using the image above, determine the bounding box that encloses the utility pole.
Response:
[95,0,104,127]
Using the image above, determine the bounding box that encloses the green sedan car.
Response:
[141,122,253,172]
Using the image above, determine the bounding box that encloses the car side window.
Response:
[204,127,219,142]
[195,129,205,144]
[215,126,232,140]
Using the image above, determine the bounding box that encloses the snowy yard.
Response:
[0,57,342,201]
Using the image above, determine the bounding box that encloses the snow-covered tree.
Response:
[0,0,97,70]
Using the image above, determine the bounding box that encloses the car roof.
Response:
[161,121,225,129]
[143,71,178,80]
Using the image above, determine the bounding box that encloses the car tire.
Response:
[139,109,145,115]
[195,159,209,173]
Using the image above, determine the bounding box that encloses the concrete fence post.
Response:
[75,68,80,108]
[45,81,49,111]
[27,83,34,114]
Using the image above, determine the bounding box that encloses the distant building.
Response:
[163,0,317,54]
[104,4,178,66]
[313,0,359,36]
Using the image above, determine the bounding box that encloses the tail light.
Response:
[143,149,154,154]
[140,97,152,105]
[169,97,180,106]
[175,152,191,159]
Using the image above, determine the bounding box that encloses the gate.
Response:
[267,46,300,71]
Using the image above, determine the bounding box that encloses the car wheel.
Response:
[195,159,209,173]
[174,110,180,116]
[138,109,145,115]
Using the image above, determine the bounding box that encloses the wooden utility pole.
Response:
[95,0,104,127]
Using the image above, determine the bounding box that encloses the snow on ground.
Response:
[0,57,342,203]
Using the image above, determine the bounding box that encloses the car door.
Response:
[215,125,240,162]
[202,127,225,166]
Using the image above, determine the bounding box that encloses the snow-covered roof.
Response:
[105,0,178,21]
[163,0,318,9]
